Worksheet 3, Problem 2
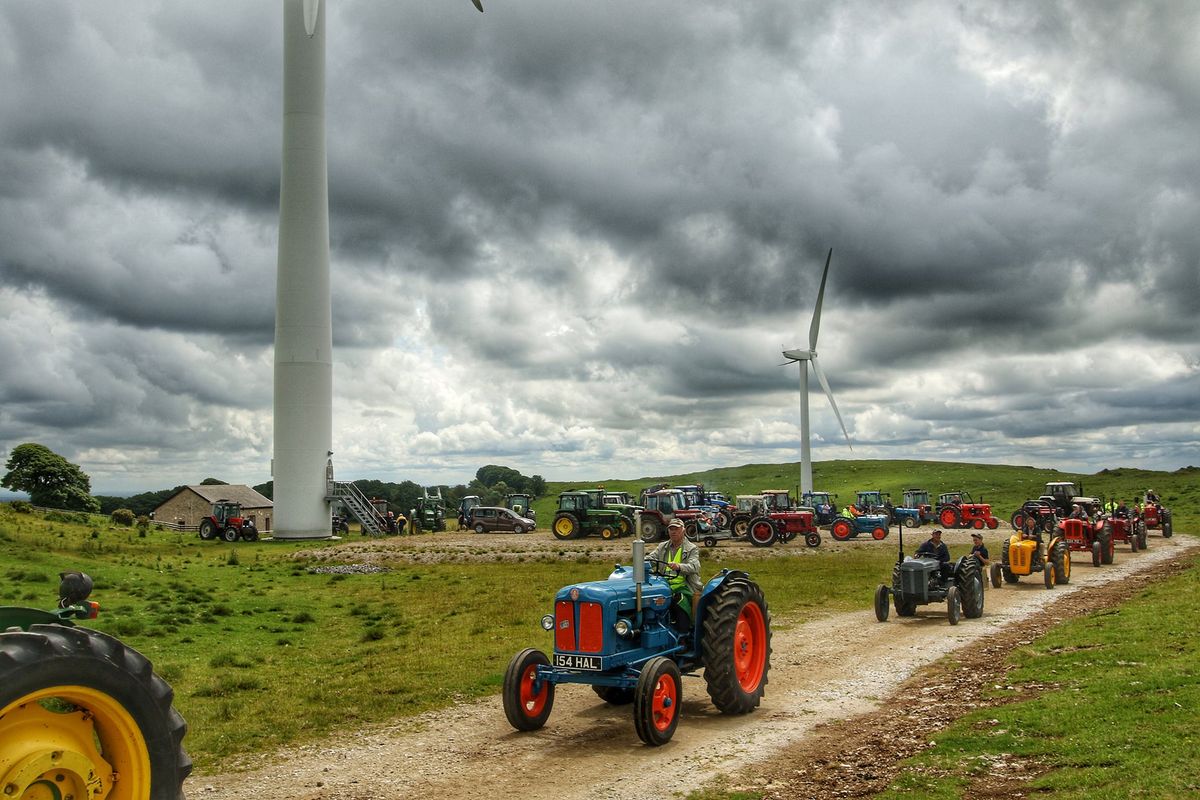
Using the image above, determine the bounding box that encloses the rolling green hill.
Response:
[536,459,1198,530]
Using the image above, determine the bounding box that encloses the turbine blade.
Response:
[471,0,484,10]
[809,248,832,348]
[811,356,852,451]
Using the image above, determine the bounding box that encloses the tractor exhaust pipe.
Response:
[632,537,645,627]
[897,520,904,563]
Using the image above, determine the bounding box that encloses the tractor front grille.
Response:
[554,600,604,653]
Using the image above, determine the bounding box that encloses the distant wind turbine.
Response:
[782,248,853,496]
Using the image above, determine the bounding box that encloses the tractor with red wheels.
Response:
[502,538,771,746]
[0,572,191,799]
[744,489,822,548]
[1140,492,1174,538]
[1057,517,1114,567]
[1100,512,1144,554]
[198,499,259,542]
[829,511,891,541]
[1010,499,1058,535]
[936,491,999,530]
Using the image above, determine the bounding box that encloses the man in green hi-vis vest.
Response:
[649,518,703,623]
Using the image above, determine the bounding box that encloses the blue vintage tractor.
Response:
[0,572,191,799]
[800,491,839,525]
[829,511,891,541]
[900,488,937,525]
[502,540,771,745]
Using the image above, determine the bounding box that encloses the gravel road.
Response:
[190,529,1195,800]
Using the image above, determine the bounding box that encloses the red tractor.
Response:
[936,491,999,530]
[1140,492,1174,538]
[637,488,714,542]
[1010,499,1058,534]
[198,500,259,542]
[744,490,821,548]
[1101,513,1145,554]
[1057,517,1114,567]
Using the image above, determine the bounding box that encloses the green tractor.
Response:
[0,571,191,799]
[551,491,625,540]
[411,487,446,533]
[581,488,637,537]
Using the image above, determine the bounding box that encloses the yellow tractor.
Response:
[989,527,1070,590]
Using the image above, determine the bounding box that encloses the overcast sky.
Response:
[1,0,1197,495]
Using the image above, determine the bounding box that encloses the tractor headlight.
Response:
[614,618,633,638]
[540,614,555,631]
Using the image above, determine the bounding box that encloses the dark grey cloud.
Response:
[1,0,1197,492]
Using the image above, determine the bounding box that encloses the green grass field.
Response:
[2,458,1196,782]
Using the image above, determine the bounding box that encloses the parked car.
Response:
[466,506,536,534]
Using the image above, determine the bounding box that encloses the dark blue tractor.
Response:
[829,512,892,541]
[800,491,839,525]
[502,540,771,745]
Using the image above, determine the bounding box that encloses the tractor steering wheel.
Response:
[645,557,671,577]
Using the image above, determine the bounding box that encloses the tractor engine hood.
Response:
[556,569,673,613]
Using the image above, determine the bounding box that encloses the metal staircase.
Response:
[327,480,389,536]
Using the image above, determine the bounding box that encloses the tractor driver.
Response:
[916,529,953,577]
[649,518,703,627]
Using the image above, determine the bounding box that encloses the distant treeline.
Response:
[95,465,546,517]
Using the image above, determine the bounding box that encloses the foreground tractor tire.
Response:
[746,518,777,547]
[701,578,771,715]
[1137,521,1148,550]
[198,519,217,540]
[0,625,191,800]
[502,648,554,732]
[552,514,580,541]
[1050,539,1070,585]
[634,657,682,746]
[874,584,890,622]
[592,685,634,706]
[1098,530,1114,565]
[955,557,985,619]
[946,585,961,625]
[891,564,917,616]
[1091,540,1102,567]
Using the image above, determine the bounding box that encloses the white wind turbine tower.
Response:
[782,248,853,496]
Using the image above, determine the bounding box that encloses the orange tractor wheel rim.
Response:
[650,675,677,731]
[518,665,548,717]
[733,602,767,692]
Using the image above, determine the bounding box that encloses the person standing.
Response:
[970,532,990,566]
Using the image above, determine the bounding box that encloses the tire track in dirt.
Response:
[190,534,1196,800]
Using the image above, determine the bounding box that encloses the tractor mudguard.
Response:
[950,554,971,578]
[691,570,750,641]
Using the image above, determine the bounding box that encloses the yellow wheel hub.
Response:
[0,686,151,800]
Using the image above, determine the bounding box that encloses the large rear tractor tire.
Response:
[830,519,853,541]
[701,578,771,715]
[0,625,191,800]
[891,564,917,616]
[940,506,962,528]
[634,657,681,746]
[746,518,777,548]
[552,514,580,541]
[1092,540,1102,567]
[956,557,985,619]
[1162,511,1173,538]
[1099,529,1114,565]
[874,584,890,622]
[198,519,217,540]
[1050,538,1070,585]
[502,648,554,732]
[639,519,662,542]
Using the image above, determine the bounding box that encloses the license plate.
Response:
[554,653,601,671]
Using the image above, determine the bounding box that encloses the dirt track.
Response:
[190,531,1197,800]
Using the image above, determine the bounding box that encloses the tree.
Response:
[2,443,100,513]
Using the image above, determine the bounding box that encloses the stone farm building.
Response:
[152,485,274,532]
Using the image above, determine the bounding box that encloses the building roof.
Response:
[154,484,274,513]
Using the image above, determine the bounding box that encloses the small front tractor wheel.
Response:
[746,518,777,547]
[732,518,749,537]
[972,518,985,530]
[502,648,554,732]
[1162,511,1173,538]
[592,685,634,706]
[617,517,632,537]
[221,526,239,543]
[874,584,890,622]
[1050,539,1070,585]
[989,562,1002,589]
[703,537,717,548]
[946,586,961,625]
[552,514,580,541]
[871,526,888,541]
[1138,522,1148,550]
[634,657,682,746]
[830,519,853,541]
[986,517,999,530]
[1091,540,1102,567]
[805,532,821,548]
[599,525,617,540]
[903,516,918,528]
[240,525,258,541]
[198,519,217,540]
[0,625,191,800]
[701,578,771,715]
[1130,533,1139,553]
[1043,563,1055,589]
